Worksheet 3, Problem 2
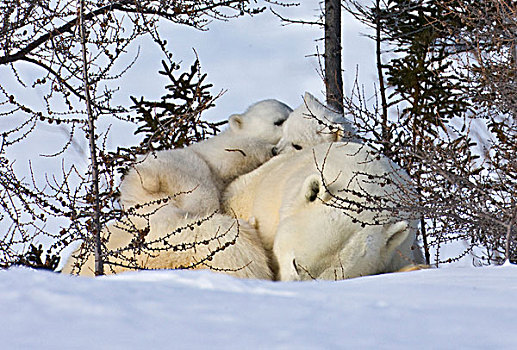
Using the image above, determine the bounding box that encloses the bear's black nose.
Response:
[271,147,278,156]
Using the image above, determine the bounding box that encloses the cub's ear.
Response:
[303,92,320,108]
[384,221,410,253]
[301,174,331,203]
[229,114,243,131]
[303,92,322,116]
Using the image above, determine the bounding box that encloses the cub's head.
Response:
[272,92,355,155]
[228,99,292,145]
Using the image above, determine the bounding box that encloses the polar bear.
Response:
[222,142,424,280]
[62,213,272,280]
[119,99,292,228]
[272,92,357,155]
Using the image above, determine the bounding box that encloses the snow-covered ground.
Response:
[1,266,516,349]
[2,3,513,349]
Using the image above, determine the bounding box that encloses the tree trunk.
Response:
[375,0,389,152]
[80,0,103,276]
[505,206,516,264]
[325,0,343,114]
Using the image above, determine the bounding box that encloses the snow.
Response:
[1,266,516,349]
[2,3,514,349]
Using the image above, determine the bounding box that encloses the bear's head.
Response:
[272,92,355,155]
[273,173,416,281]
[228,99,292,146]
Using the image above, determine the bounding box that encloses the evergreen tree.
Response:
[344,0,516,265]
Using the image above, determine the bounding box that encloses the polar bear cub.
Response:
[119,99,292,225]
[272,92,356,155]
[62,213,273,280]
[223,142,424,280]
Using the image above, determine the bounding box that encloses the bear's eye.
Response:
[292,259,300,274]
[274,119,286,126]
[292,143,303,150]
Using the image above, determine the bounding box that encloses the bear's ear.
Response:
[384,221,410,253]
[301,174,322,203]
[229,114,243,132]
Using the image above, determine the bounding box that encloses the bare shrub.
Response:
[0,0,287,274]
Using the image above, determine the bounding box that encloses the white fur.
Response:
[62,100,291,279]
[273,92,357,155]
[119,99,292,224]
[227,99,293,144]
[223,142,424,281]
[62,213,272,280]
